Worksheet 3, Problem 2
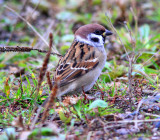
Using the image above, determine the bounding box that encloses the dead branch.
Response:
[46,71,53,90]
[41,79,58,123]
[36,33,53,99]
[40,35,60,123]
[0,46,62,57]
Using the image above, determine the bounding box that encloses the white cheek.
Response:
[88,33,104,47]
[75,34,104,48]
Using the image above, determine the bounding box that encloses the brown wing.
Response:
[54,41,99,87]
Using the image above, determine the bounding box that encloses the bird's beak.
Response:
[102,30,113,37]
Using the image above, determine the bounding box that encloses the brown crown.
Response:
[75,23,106,39]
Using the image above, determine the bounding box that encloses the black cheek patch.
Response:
[91,37,99,43]
[103,37,106,43]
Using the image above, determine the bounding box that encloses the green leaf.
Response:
[59,110,72,124]
[29,127,53,138]
[89,99,108,110]
[139,24,150,42]
[104,62,112,71]
[25,76,31,89]
[144,67,159,74]
[133,64,154,82]
[101,65,127,82]
[74,103,82,118]
[4,78,10,98]
[61,45,70,55]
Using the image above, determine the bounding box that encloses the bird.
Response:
[43,23,112,105]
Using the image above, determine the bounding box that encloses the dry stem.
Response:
[105,12,133,111]
[0,46,62,56]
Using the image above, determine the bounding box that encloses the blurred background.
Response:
[0,0,159,88]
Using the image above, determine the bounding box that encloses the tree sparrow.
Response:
[54,23,112,97]
[43,24,112,105]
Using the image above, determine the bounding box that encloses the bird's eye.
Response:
[94,30,102,35]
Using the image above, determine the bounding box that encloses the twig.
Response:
[40,35,59,123]
[123,21,136,111]
[46,71,53,90]
[142,49,160,67]
[41,79,58,123]
[0,46,62,56]
[105,12,130,60]
[124,21,136,48]
[130,7,138,38]
[30,106,42,129]
[106,118,160,124]
[134,98,145,129]
[142,112,160,118]
[35,33,53,101]
[104,124,127,129]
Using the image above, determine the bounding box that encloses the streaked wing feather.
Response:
[55,41,99,87]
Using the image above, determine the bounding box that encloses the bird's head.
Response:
[75,23,112,47]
